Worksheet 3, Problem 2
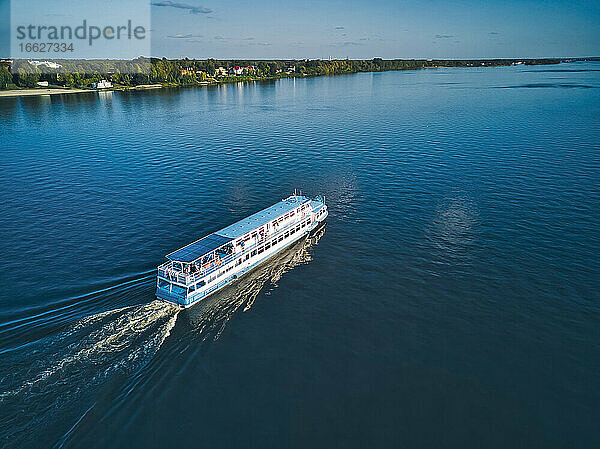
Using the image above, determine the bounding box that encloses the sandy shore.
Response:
[134,84,164,89]
[0,88,93,97]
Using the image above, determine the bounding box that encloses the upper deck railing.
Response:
[157,214,311,287]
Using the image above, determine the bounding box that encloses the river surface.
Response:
[0,62,599,448]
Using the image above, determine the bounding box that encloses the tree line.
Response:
[1,57,562,90]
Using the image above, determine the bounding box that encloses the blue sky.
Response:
[149,0,599,59]
[1,0,599,59]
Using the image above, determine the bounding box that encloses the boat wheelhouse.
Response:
[156,194,328,307]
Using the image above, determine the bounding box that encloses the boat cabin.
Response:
[156,194,326,306]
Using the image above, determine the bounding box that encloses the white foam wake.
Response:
[0,300,179,448]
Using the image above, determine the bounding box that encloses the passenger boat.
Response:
[156,193,328,307]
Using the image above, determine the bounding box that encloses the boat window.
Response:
[246,254,250,260]
[217,243,234,256]
[265,242,271,249]
[285,231,289,238]
[278,235,284,242]
[197,280,206,287]
[296,225,300,231]
[251,250,257,257]
[258,246,264,254]
[290,228,295,235]
[158,279,170,289]
[172,284,186,295]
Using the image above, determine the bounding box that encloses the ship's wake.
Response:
[0,224,326,448]
[0,300,179,448]
[49,227,328,449]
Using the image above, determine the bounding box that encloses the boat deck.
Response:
[216,195,310,239]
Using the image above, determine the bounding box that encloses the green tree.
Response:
[268,63,278,76]
[0,67,12,89]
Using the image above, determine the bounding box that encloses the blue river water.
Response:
[0,62,599,448]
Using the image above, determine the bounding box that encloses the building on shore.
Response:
[229,66,256,76]
[92,80,113,89]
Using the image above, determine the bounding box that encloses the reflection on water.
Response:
[325,172,360,222]
[183,223,326,339]
[427,193,480,264]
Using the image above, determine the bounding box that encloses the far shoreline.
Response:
[1,57,595,99]
[0,84,169,98]
[0,88,92,97]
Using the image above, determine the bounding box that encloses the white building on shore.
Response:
[92,80,113,89]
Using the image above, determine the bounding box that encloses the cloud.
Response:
[248,42,272,46]
[488,31,500,35]
[168,33,203,39]
[214,35,229,40]
[242,37,255,40]
[152,1,212,14]
[335,26,345,30]
[434,34,454,39]
[358,35,386,42]
[329,41,364,47]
